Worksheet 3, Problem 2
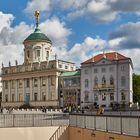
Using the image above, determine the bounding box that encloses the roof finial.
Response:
[115,52,118,60]
[34,10,40,29]
[103,51,106,59]
[92,56,94,62]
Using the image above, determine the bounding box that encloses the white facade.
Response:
[81,52,133,108]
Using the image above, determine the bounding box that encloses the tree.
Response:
[133,74,140,104]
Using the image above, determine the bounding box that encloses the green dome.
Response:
[24,28,52,44]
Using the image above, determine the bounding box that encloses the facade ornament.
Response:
[103,51,106,59]
[9,61,11,67]
[2,63,4,68]
[55,53,57,60]
[38,57,41,67]
[92,57,94,62]
[15,60,18,66]
[115,52,118,60]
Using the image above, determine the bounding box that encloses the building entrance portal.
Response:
[25,93,30,105]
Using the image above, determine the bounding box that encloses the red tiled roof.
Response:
[82,52,129,64]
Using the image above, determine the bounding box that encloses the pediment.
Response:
[94,58,113,65]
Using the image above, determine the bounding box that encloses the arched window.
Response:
[121,76,126,86]
[27,50,30,58]
[46,51,49,58]
[84,91,89,102]
[85,79,89,88]
[102,76,106,85]
[94,76,98,86]
[110,75,114,85]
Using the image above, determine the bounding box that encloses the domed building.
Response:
[1,11,76,108]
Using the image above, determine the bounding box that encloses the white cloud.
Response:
[109,22,140,49]
[40,17,71,48]
[0,12,33,67]
[118,49,140,74]
[24,0,50,14]
[0,12,71,68]
[87,0,118,22]
[67,36,107,65]
[0,12,14,31]
[24,0,140,22]
[108,37,126,48]
[108,22,140,74]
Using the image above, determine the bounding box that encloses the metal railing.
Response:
[49,126,68,140]
[69,114,140,137]
[0,113,69,128]
[0,112,140,138]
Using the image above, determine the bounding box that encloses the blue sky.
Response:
[0,0,140,73]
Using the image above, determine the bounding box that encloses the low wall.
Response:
[69,126,140,140]
[0,127,59,140]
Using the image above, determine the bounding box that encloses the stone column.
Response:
[55,75,58,100]
[38,76,41,101]
[15,79,18,102]
[23,79,25,102]
[30,78,33,101]
[106,93,110,107]
[8,80,11,102]
[2,81,4,102]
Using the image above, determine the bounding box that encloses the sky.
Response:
[0,0,140,73]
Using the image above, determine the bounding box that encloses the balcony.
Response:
[93,84,114,91]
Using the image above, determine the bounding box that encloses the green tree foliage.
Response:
[133,74,140,103]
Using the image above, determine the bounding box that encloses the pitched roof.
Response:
[82,52,130,64]
[61,71,81,77]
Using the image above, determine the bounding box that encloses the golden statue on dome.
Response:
[34,10,40,28]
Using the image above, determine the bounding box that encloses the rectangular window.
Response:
[34,78,38,87]
[71,67,73,71]
[94,94,98,101]
[121,76,126,87]
[42,92,46,101]
[5,95,8,102]
[121,65,125,71]
[37,50,40,57]
[59,64,62,68]
[34,93,38,101]
[12,94,15,102]
[102,68,106,72]
[109,67,114,72]
[42,77,46,86]
[5,81,8,89]
[5,70,8,74]
[65,65,68,69]
[18,80,22,88]
[26,79,30,88]
[110,93,114,101]
[94,68,98,73]
[121,92,125,100]
[102,93,106,101]
[19,94,23,102]
[84,70,88,74]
